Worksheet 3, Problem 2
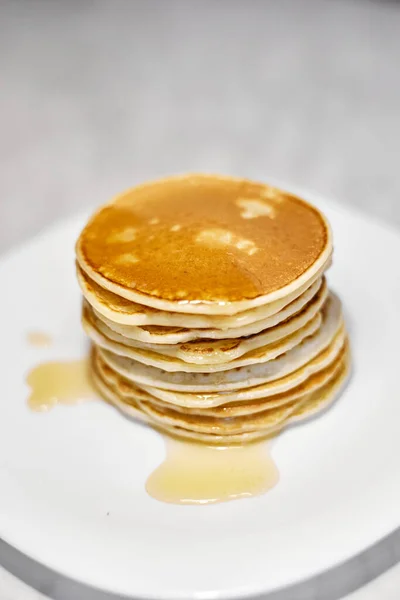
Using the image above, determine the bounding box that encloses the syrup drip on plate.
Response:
[26,331,53,347]
[27,357,280,503]
[146,435,279,505]
[27,359,93,411]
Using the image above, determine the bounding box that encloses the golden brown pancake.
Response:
[96,293,343,392]
[86,278,328,348]
[90,344,351,444]
[139,328,347,408]
[76,174,349,446]
[82,280,327,364]
[82,296,324,373]
[76,174,332,314]
[77,263,327,330]
[93,341,347,418]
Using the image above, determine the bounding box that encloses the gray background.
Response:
[0,0,399,598]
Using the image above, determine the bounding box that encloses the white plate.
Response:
[1,189,400,600]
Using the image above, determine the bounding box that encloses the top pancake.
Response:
[76,174,332,315]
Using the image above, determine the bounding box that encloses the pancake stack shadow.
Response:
[76,175,350,444]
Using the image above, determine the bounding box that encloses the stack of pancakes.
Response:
[76,175,350,444]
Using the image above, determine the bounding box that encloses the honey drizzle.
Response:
[27,331,53,348]
[27,359,94,411]
[26,359,280,504]
[146,436,279,505]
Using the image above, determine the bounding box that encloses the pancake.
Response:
[91,365,281,444]
[77,174,350,447]
[98,293,343,392]
[139,329,347,408]
[78,264,327,330]
[137,345,348,418]
[89,277,327,346]
[137,353,349,435]
[82,287,326,370]
[76,174,332,315]
[84,280,326,363]
[91,345,351,444]
[94,341,348,418]
[291,350,351,422]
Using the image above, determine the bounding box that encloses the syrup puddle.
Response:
[27,331,53,348]
[26,359,279,503]
[146,436,279,505]
[27,359,93,411]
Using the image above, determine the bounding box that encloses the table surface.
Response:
[1,1,399,598]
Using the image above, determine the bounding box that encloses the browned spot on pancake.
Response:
[140,324,187,335]
[179,339,241,355]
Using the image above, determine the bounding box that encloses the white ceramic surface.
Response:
[2,1,400,595]
[1,190,399,600]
